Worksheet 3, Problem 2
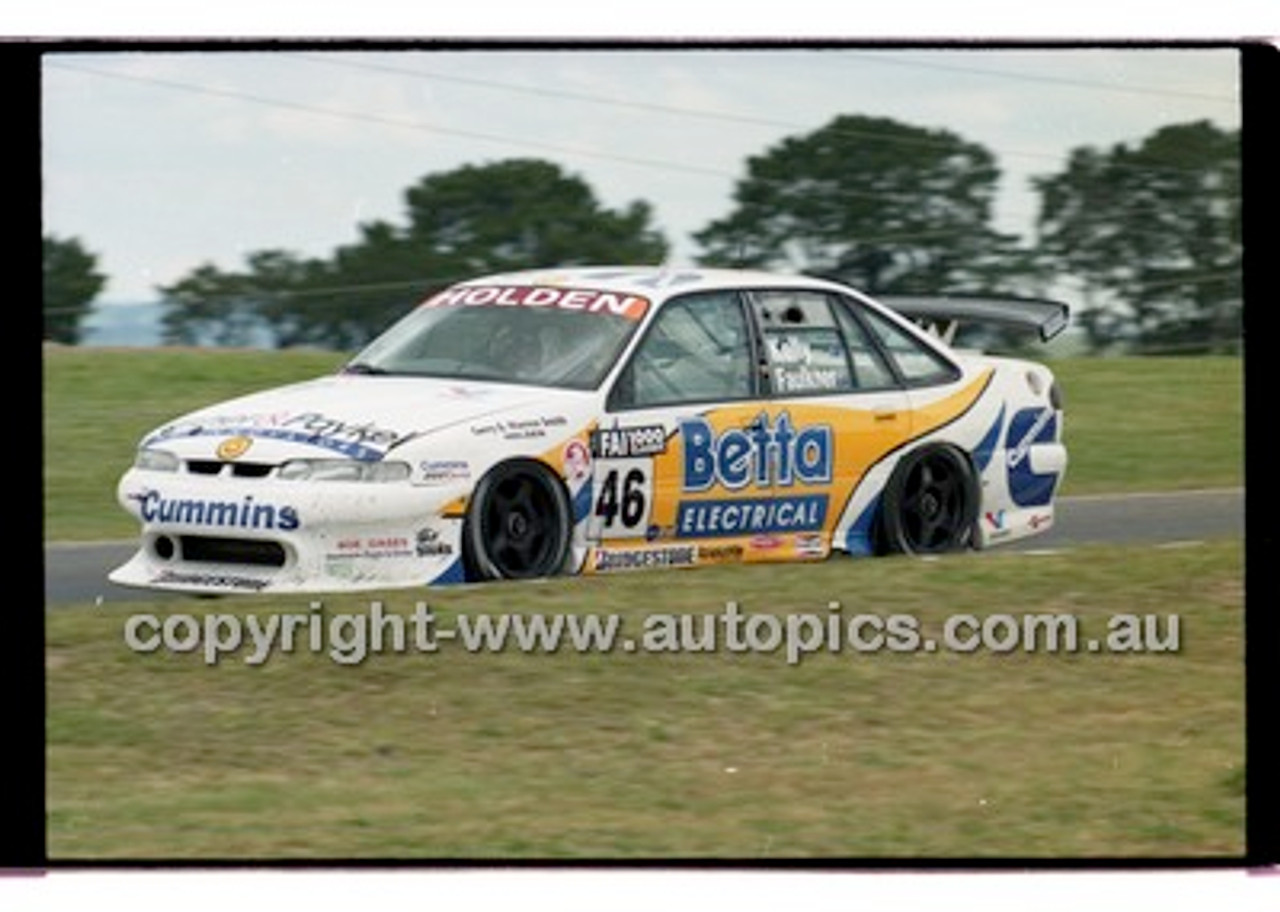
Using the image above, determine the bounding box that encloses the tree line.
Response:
[44,114,1241,354]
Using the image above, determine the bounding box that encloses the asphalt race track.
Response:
[43,488,1244,606]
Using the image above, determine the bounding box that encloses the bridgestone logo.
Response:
[593,546,697,571]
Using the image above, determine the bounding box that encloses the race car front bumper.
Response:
[108,468,468,594]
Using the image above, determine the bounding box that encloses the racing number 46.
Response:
[595,468,647,529]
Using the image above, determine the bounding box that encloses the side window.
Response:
[611,292,753,409]
[751,291,852,395]
[831,298,899,391]
[857,304,960,386]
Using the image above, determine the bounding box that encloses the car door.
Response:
[587,289,764,568]
[744,289,913,560]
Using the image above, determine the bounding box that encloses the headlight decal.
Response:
[133,448,180,472]
[278,459,411,483]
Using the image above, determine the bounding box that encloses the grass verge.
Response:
[47,539,1244,859]
[1048,356,1243,494]
[43,346,345,541]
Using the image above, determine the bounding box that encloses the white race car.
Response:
[110,267,1068,594]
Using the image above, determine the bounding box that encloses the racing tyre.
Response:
[464,459,573,581]
[879,445,978,555]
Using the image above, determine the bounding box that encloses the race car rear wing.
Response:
[876,295,1071,344]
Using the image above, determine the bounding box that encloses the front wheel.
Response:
[879,445,978,555]
[463,460,572,581]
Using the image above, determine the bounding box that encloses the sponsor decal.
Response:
[416,527,454,557]
[677,495,828,538]
[153,569,269,591]
[440,385,495,399]
[285,412,416,450]
[378,537,409,554]
[216,435,253,461]
[750,534,784,551]
[327,532,441,562]
[419,459,471,485]
[326,558,357,580]
[562,439,592,484]
[593,545,698,572]
[794,532,826,557]
[1007,407,1055,470]
[137,490,300,531]
[1006,406,1060,507]
[1029,512,1053,530]
[148,411,417,462]
[698,543,745,563]
[984,510,1011,540]
[680,411,832,491]
[424,284,650,321]
[623,269,705,289]
[331,536,414,558]
[471,415,568,441]
[590,424,668,459]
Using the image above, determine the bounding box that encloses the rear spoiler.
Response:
[876,295,1071,344]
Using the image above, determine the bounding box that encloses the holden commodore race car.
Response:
[110,266,1068,595]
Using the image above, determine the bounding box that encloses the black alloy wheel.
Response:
[464,460,572,580]
[879,445,977,555]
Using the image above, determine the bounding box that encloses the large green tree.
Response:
[403,158,667,269]
[159,252,326,347]
[160,159,668,349]
[43,235,105,344]
[694,114,1025,295]
[1033,120,1241,353]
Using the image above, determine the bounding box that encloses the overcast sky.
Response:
[41,45,1242,306]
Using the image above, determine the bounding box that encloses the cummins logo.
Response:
[137,490,300,531]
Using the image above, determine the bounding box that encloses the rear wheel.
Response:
[879,445,977,555]
[464,460,572,581]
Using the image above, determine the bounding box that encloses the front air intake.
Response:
[179,536,287,567]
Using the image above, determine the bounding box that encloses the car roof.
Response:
[454,266,854,303]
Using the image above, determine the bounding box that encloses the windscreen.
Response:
[347,284,650,390]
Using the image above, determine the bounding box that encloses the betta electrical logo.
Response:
[679,411,832,491]
[674,412,832,539]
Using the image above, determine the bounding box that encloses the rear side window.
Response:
[751,291,852,395]
[856,304,960,386]
[830,300,898,391]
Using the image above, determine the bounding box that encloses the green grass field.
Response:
[42,348,1246,859]
[41,347,1243,541]
[47,540,1243,859]
[43,347,347,541]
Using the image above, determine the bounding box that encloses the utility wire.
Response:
[46,60,741,181]
[45,57,1241,305]
[291,52,1230,175]
[842,50,1238,104]
[49,56,1231,181]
